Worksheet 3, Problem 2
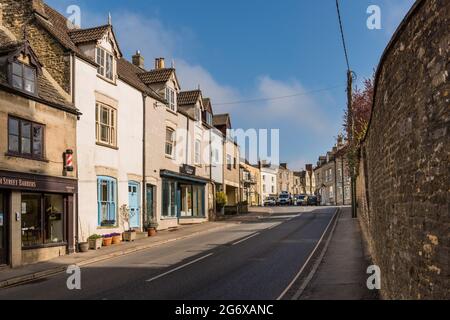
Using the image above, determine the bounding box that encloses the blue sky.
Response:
[47,0,415,170]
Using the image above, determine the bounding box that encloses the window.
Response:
[11,61,36,94]
[263,185,266,193]
[233,158,237,169]
[195,139,201,165]
[8,117,44,159]
[205,112,213,126]
[97,177,117,227]
[95,102,117,147]
[96,47,114,81]
[213,149,220,163]
[262,175,266,182]
[165,87,176,111]
[227,154,232,170]
[329,186,334,199]
[162,180,177,217]
[165,128,175,158]
[271,186,275,193]
[195,108,201,122]
[21,193,65,248]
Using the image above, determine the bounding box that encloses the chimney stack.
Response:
[132,50,145,69]
[155,57,165,70]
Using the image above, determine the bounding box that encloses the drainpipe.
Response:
[341,156,345,206]
[142,94,147,227]
[71,52,80,250]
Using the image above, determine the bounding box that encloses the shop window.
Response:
[21,193,65,248]
[97,176,117,227]
[8,117,44,159]
[95,102,117,148]
[162,180,177,218]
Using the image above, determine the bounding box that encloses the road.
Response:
[0,206,337,300]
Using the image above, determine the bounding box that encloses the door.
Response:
[145,185,155,224]
[128,182,140,229]
[0,192,8,265]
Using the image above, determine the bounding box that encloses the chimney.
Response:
[306,164,313,173]
[132,50,145,69]
[155,57,165,69]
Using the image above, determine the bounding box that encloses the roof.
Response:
[35,4,164,100]
[203,98,213,113]
[178,90,202,106]
[68,25,110,44]
[138,68,175,85]
[213,114,231,127]
[117,59,165,102]
[0,30,77,113]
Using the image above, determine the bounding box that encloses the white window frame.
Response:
[165,87,176,111]
[96,102,117,147]
[96,47,114,81]
[165,128,175,158]
[195,139,201,165]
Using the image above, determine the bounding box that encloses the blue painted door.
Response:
[128,182,140,229]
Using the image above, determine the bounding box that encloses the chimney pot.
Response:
[155,57,165,70]
[132,50,145,69]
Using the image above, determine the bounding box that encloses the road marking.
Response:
[146,253,214,283]
[232,233,260,246]
[276,208,339,300]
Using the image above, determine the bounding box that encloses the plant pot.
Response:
[103,237,113,247]
[112,235,122,245]
[89,238,102,250]
[122,231,136,242]
[78,242,89,253]
[148,228,157,237]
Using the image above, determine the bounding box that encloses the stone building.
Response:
[240,161,261,206]
[356,0,449,299]
[0,25,78,267]
[278,163,294,194]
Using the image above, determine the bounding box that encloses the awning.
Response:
[160,170,210,185]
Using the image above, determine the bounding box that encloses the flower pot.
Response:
[112,235,122,245]
[122,231,136,242]
[148,228,157,237]
[78,242,89,253]
[103,237,113,247]
[89,238,103,250]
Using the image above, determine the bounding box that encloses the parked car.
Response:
[307,195,319,206]
[264,196,277,207]
[277,192,291,206]
[295,195,308,206]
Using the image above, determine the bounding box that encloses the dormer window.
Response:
[205,112,213,126]
[165,87,176,111]
[195,108,201,122]
[11,61,36,94]
[96,47,114,81]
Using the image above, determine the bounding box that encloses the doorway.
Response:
[0,192,8,266]
[128,182,140,229]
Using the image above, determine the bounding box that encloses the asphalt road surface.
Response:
[0,206,337,300]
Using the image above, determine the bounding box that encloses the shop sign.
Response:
[0,176,37,189]
[180,165,196,176]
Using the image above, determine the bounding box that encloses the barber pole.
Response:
[65,150,74,172]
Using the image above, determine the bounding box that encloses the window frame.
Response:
[194,139,202,165]
[95,102,117,148]
[7,116,45,160]
[165,128,175,158]
[96,47,115,81]
[10,61,37,95]
[97,176,118,227]
[165,87,176,111]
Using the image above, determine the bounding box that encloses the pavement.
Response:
[0,206,378,300]
[299,207,379,300]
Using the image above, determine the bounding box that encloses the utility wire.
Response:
[335,0,351,71]
[214,84,345,106]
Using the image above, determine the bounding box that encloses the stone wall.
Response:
[357,0,449,300]
[1,0,71,93]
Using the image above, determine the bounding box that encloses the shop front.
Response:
[0,170,76,268]
[160,168,209,226]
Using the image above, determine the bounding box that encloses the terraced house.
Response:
[0,21,78,267]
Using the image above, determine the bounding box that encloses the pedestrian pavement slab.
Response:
[300,207,379,300]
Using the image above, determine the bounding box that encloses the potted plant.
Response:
[88,234,103,250]
[102,234,113,247]
[78,241,89,253]
[145,220,159,237]
[111,233,122,245]
[120,205,137,242]
[216,191,228,215]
